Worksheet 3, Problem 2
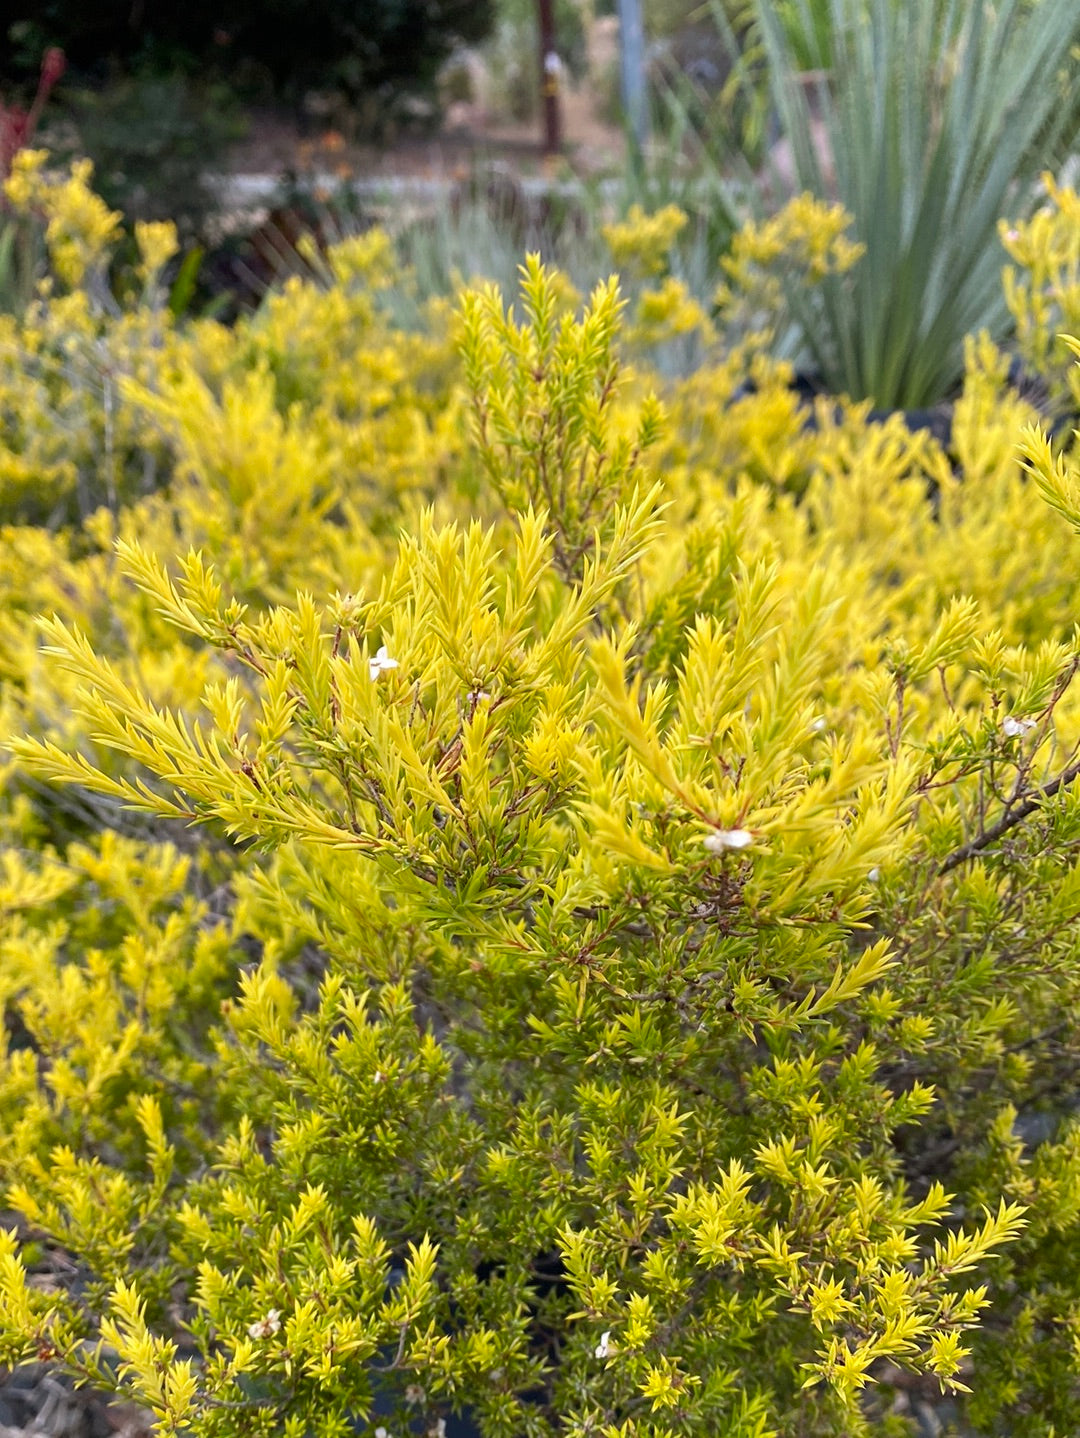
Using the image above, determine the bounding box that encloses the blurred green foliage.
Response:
[4,0,495,103]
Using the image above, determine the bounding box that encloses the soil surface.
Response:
[225,18,627,185]
[223,86,626,185]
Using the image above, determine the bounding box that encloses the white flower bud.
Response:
[369,644,399,680]
[1002,715,1036,738]
[703,828,754,853]
[247,1308,281,1339]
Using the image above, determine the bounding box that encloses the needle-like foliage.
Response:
[4,154,1080,1438]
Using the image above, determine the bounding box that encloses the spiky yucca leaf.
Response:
[755,0,1080,408]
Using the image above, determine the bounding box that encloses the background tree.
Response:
[0,0,495,103]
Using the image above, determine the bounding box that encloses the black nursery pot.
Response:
[785,357,1073,452]
[789,370,955,449]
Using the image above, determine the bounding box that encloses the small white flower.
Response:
[867,867,882,883]
[247,1308,281,1340]
[405,1385,426,1407]
[1002,715,1036,738]
[427,1423,446,1438]
[369,644,399,681]
[703,828,754,853]
[374,1429,389,1438]
[810,717,828,732]
[595,1330,613,1359]
[372,1069,385,1084]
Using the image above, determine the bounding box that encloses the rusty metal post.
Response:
[537,0,562,156]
